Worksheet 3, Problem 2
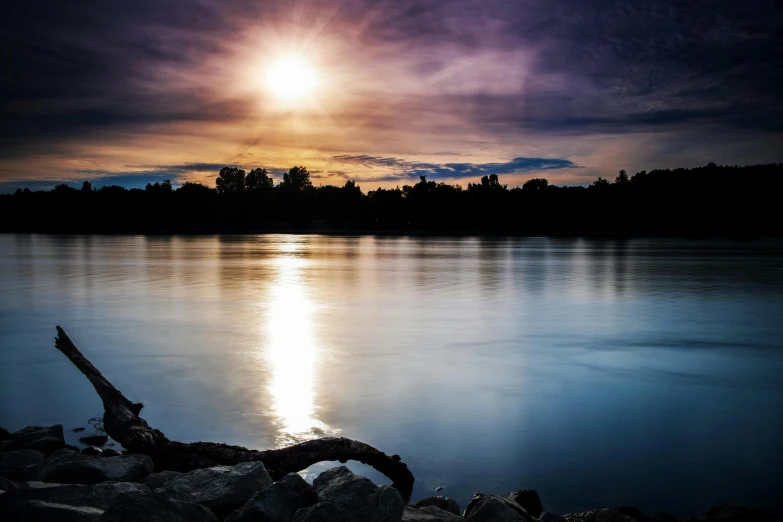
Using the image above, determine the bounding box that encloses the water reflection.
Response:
[265,251,331,445]
[1,235,782,517]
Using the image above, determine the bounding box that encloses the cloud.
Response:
[0,0,781,183]
[333,155,579,182]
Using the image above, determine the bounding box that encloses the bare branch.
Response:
[53,326,414,500]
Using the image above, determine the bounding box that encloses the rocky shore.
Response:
[1,424,779,522]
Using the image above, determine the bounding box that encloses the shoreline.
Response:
[1,424,779,522]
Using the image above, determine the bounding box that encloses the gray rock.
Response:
[0,427,10,441]
[38,453,154,484]
[226,472,317,522]
[564,511,599,522]
[294,501,355,521]
[81,446,102,456]
[509,489,543,518]
[102,449,122,457]
[464,494,532,521]
[102,490,219,522]
[47,448,80,461]
[78,435,109,447]
[403,505,464,521]
[0,425,65,455]
[142,470,183,490]
[413,496,461,515]
[312,466,405,522]
[0,480,150,511]
[162,461,272,517]
[0,449,46,482]
[616,506,650,522]
[10,499,103,521]
[155,484,193,502]
[595,509,637,522]
[0,477,19,492]
[540,512,568,522]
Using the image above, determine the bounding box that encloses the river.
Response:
[1,234,781,517]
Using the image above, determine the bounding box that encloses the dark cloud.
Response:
[333,155,579,182]
[0,0,781,174]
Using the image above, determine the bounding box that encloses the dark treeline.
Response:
[1,163,781,236]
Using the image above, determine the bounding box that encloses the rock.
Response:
[464,494,533,521]
[403,505,464,521]
[155,484,193,502]
[162,461,272,517]
[413,496,461,515]
[0,449,46,482]
[564,511,599,522]
[294,502,355,521]
[0,427,10,441]
[509,489,543,518]
[38,453,154,484]
[700,505,778,521]
[651,514,678,522]
[102,490,218,522]
[312,466,405,522]
[617,506,650,522]
[0,480,150,511]
[9,499,103,521]
[47,448,80,461]
[142,470,183,490]
[465,492,538,521]
[81,446,102,456]
[541,512,568,522]
[0,425,65,455]
[102,449,122,457]
[595,508,638,522]
[72,428,86,433]
[78,435,109,447]
[0,477,19,491]
[226,472,317,522]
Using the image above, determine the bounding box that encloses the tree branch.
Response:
[53,326,414,500]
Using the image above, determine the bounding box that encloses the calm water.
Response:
[1,234,782,516]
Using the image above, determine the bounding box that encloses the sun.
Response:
[266,57,318,102]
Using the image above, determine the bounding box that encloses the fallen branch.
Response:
[54,326,414,500]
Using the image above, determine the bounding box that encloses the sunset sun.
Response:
[266,57,318,102]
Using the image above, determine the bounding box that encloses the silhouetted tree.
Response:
[146,179,172,193]
[82,180,92,192]
[177,182,214,196]
[215,167,246,194]
[281,166,312,191]
[522,178,549,192]
[2,162,781,237]
[615,170,629,184]
[54,184,77,194]
[246,168,274,191]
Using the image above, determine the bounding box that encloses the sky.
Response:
[1,0,781,192]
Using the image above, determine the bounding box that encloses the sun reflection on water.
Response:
[265,253,332,445]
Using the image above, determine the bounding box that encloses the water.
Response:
[1,234,782,517]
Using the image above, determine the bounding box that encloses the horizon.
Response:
[2,1,782,194]
[1,160,779,195]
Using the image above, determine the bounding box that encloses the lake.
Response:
[1,234,781,517]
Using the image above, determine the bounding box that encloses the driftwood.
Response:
[54,326,414,500]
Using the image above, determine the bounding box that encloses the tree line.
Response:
[1,163,781,236]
